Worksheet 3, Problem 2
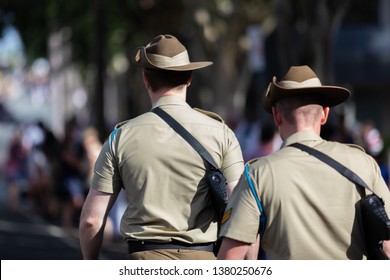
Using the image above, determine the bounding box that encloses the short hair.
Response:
[143,68,192,92]
[276,96,323,125]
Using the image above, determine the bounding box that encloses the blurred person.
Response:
[27,140,53,216]
[21,121,61,220]
[247,121,282,159]
[361,121,384,157]
[24,122,57,218]
[36,121,62,220]
[3,126,28,212]
[79,34,244,260]
[58,118,88,237]
[360,121,389,187]
[217,65,390,260]
[234,74,263,162]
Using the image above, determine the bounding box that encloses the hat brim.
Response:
[262,78,351,113]
[130,46,213,71]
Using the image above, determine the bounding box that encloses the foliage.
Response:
[3,0,378,136]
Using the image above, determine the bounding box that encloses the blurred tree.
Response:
[1,0,353,137]
[273,0,352,83]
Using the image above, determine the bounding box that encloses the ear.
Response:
[142,71,151,91]
[186,72,193,87]
[272,107,282,126]
[320,107,330,125]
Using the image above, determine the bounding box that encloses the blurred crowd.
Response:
[1,117,126,245]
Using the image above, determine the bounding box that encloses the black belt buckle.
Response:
[127,240,214,254]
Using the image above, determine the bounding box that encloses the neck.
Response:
[150,85,187,106]
[279,123,321,141]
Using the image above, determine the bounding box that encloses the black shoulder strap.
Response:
[290,142,374,193]
[152,107,218,170]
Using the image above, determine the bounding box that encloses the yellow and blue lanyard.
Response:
[245,164,268,259]
[244,164,266,236]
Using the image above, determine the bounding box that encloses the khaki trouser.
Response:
[127,249,216,260]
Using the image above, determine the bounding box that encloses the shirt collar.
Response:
[282,130,322,148]
[153,95,190,109]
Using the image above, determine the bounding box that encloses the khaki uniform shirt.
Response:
[92,96,244,244]
[219,130,390,259]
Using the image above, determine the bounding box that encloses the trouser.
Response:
[127,240,216,260]
[127,249,216,260]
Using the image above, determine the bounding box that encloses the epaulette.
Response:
[103,120,130,152]
[114,120,130,129]
[347,143,365,152]
[103,120,129,144]
[194,107,224,123]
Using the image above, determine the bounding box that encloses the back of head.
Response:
[276,96,324,126]
[143,68,192,92]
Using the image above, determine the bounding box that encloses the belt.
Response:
[127,240,215,254]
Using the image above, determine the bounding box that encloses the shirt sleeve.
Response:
[218,168,261,244]
[91,134,123,194]
[221,126,244,183]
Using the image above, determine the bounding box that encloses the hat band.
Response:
[278,78,322,89]
[147,50,190,67]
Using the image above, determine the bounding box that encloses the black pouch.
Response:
[206,168,228,220]
[360,194,390,260]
